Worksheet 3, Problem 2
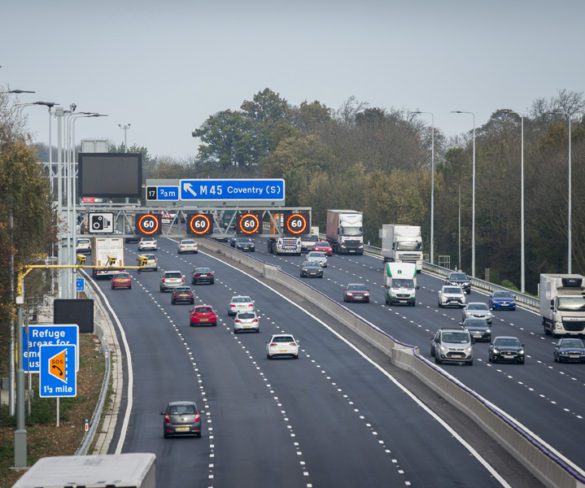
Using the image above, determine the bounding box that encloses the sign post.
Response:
[39,344,77,426]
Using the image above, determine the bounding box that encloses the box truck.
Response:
[384,262,418,306]
[92,237,125,278]
[300,226,320,253]
[326,210,364,255]
[379,224,423,271]
[540,274,585,336]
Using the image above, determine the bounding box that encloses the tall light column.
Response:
[567,115,572,274]
[451,111,476,277]
[118,123,131,149]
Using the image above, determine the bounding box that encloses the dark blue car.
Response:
[489,290,516,311]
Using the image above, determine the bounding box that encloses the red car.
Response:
[111,272,132,289]
[190,305,218,327]
[171,286,195,305]
[313,241,333,256]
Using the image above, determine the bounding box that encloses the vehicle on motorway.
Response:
[300,233,319,253]
[266,334,299,359]
[379,224,423,270]
[161,401,202,438]
[234,237,256,252]
[76,237,92,254]
[125,235,141,243]
[540,274,585,337]
[326,209,364,254]
[462,302,493,324]
[228,295,255,316]
[313,241,333,256]
[445,271,471,294]
[438,285,466,308]
[178,238,198,254]
[306,251,328,267]
[384,262,417,306]
[300,261,324,278]
[343,283,370,303]
[92,237,124,279]
[234,311,260,333]
[430,328,473,365]
[111,272,132,290]
[171,286,195,305]
[269,235,302,255]
[138,237,158,251]
[191,266,215,285]
[190,305,218,327]
[461,318,491,342]
[137,253,158,272]
[488,290,517,310]
[160,270,185,292]
[488,336,525,364]
[553,338,585,363]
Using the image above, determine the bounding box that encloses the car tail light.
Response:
[270,342,277,347]
[164,414,171,424]
[253,319,258,323]
[235,319,241,323]
[289,342,296,346]
[162,278,166,283]
[194,273,201,277]
[230,304,236,308]
[195,413,201,423]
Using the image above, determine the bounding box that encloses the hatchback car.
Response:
[462,302,493,324]
[137,253,158,272]
[76,237,92,254]
[430,328,473,365]
[138,237,158,251]
[192,267,215,285]
[446,272,471,294]
[266,334,299,359]
[553,338,585,363]
[161,401,201,438]
[160,270,185,292]
[437,285,466,308]
[228,296,255,316]
[489,290,517,311]
[306,251,328,267]
[489,336,525,364]
[171,286,195,305]
[300,261,324,278]
[234,237,256,252]
[234,311,260,333]
[313,241,333,256]
[461,318,491,342]
[300,234,319,253]
[178,239,198,254]
[343,283,370,303]
[111,272,132,290]
[190,305,218,327]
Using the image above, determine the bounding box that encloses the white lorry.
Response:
[92,237,125,278]
[326,210,364,255]
[540,274,585,337]
[384,262,418,306]
[379,224,423,271]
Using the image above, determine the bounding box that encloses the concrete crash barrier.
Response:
[200,239,585,488]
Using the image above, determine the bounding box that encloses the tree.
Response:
[241,88,290,123]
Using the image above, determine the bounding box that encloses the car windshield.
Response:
[305,235,318,242]
[348,284,368,291]
[494,338,521,347]
[169,404,196,414]
[144,254,156,259]
[238,238,253,243]
[232,297,252,303]
[116,273,130,279]
[450,273,467,280]
[237,312,256,319]
[165,272,182,279]
[464,319,488,328]
[181,240,195,244]
[195,306,212,313]
[557,296,585,311]
[441,332,470,344]
[304,262,320,268]
[444,287,462,294]
[316,241,329,246]
[309,252,325,258]
[392,279,414,289]
[195,267,212,273]
[175,287,191,293]
[468,303,488,311]
[273,336,294,343]
[77,239,90,244]
[493,291,514,298]
[395,241,421,251]
[142,238,155,242]
[559,338,585,348]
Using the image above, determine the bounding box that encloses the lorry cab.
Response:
[384,262,418,306]
[541,274,585,337]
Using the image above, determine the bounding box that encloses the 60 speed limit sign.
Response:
[237,212,261,235]
[135,213,161,235]
[285,212,309,235]
[187,213,213,236]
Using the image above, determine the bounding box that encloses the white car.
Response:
[233,311,260,333]
[228,295,255,317]
[266,334,299,359]
[438,285,466,308]
[178,239,198,254]
[137,253,158,271]
[76,237,91,254]
[462,302,494,324]
[138,237,158,251]
[306,251,328,268]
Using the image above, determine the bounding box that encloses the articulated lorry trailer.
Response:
[326,210,364,255]
[540,274,585,337]
[92,237,125,278]
[379,224,423,271]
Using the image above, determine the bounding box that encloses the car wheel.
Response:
[438,302,443,308]
[154,267,158,272]
[267,354,272,360]
[160,287,164,293]
[128,285,132,289]
[467,359,474,366]
[164,432,169,439]
[196,432,202,438]
[234,330,239,334]
[294,354,299,359]
[171,299,175,305]
[434,355,441,364]
[518,358,525,364]
[210,279,215,285]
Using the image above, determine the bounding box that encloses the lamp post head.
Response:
[7,89,36,94]
[33,101,57,108]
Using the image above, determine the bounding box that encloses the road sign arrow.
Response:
[184,182,198,198]
[49,349,67,383]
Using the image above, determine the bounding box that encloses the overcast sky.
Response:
[2,0,583,160]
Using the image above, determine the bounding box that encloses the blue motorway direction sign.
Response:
[39,344,77,398]
[76,277,85,292]
[157,186,179,201]
[180,179,285,201]
[23,324,79,373]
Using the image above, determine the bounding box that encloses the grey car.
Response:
[462,302,493,324]
[300,261,324,278]
[306,251,328,267]
[430,328,473,365]
[161,401,202,438]
[462,318,491,342]
[446,272,471,294]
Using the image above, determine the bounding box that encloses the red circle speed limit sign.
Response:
[187,213,213,236]
[135,213,161,235]
[237,212,261,235]
[285,212,308,235]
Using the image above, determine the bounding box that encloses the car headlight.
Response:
[492,348,499,353]
[464,346,472,353]
[439,345,448,352]
[519,349,525,355]
[486,329,491,333]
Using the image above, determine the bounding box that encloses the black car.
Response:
[192,267,215,285]
[553,338,585,363]
[161,401,202,438]
[462,318,491,342]
[488,336,525,364]
[300,261,324,278]
[171,286,195,305]
[234,237,255,252]
[446,272,471,294]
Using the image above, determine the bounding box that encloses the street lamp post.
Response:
[118,123,131,150]
[451,111,476,277]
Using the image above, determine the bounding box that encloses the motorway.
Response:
[90,238,513,487]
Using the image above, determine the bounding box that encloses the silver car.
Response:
[178,239,198,254]
[233,311,260,333]
[228,295,255,316]
[138,237,158,251]
[462,302,493,324]
[306,251,328,268]
[438,285,466,308]
[430,328,473,365]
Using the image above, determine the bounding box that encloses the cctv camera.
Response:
[70,103,77,112]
